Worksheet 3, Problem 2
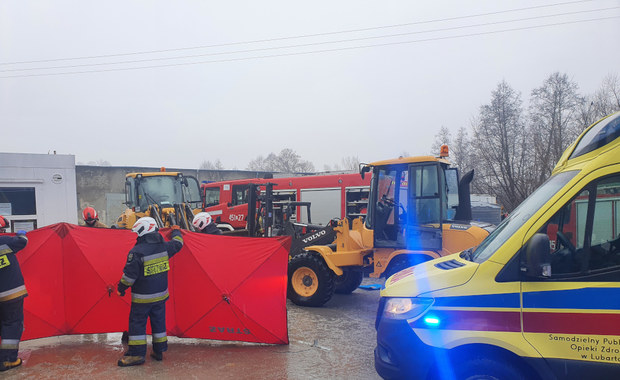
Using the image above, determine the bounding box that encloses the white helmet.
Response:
[192,212,213,230]
[132,217,158,237]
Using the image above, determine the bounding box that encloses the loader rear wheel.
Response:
[288,251,335,307]
[334,267,363,294]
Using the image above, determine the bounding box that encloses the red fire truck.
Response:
[201,173,370,231]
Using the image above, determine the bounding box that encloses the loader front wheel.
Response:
[288,251,335,307]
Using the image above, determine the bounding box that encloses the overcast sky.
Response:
[1,1,619,171]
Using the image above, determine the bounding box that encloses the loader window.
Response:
[125,177,137,209]
[373,166,409,248]
[445,168,459,220]
[413,165,440,225]
[182,176,202,207]
[137,176,183,210]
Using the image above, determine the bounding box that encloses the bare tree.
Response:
[247,154,270,171]
[471,81,531,211]
[86,159,111,166]
[431,126,451,156]
[592,73,620,118]
[575,98,598,131]
[575,73,620,132]
[247,149,315,173]
[340,156,360,171]
[199,159,224,170]
[450,126,473,175]
[199,159,225,181]
[528,72,583,184]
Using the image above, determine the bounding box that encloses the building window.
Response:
[0,187,36,215]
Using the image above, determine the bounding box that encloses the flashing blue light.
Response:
[424,316,440,326]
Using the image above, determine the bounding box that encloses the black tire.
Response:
[334,267,364,294]
[383,255,430,279]
[287,251,335,307]
[453,357,528,380]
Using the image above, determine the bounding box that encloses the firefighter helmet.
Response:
[82,207,98,222]
[192,212,213,230]
[132,217,158,237]
[0,215,8,231]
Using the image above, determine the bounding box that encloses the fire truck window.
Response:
[203,188,220,207]
[231,185,249,206]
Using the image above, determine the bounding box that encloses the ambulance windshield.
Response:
[471,170,578,263]
[569,112,620,159]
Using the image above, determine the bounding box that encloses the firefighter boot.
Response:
[117,355,145,367]
[150,351,163,361]
[0,358,22,372]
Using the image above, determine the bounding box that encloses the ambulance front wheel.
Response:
[453,357,528,380]
[287,251,335,307]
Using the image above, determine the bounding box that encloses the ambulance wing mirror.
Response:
[522,233,552,278]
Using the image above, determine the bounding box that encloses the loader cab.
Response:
[125,172,201,212]
[365,157,459,250]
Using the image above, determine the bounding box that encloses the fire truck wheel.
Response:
[334,268,363,294]
[287,251,335,307]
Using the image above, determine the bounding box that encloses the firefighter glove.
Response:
[117,282,128,297]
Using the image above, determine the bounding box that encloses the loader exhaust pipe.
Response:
[454,169,474,222]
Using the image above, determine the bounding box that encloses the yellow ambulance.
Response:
[375,111,620,380]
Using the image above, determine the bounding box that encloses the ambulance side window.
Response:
[539,189,588,276]
[532,174,620,279]
[589,176,620,271]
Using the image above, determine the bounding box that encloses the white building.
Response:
[0,152,78,231]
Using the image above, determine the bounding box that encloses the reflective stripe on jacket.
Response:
[0,235,28,303]
[120,229,183,304]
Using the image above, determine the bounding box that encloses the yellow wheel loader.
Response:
[287,147,494,306]
[114,169,203,230]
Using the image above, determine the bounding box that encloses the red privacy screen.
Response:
[6,223,289,345]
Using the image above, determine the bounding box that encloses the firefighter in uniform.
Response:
[116,217,184,366]
[82,207,108,228]
[0,216,28,372]
[192,212,222,235]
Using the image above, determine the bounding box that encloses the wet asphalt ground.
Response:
[4,278,385,380]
